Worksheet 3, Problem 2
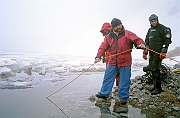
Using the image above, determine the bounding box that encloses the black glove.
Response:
[161,47,168,53]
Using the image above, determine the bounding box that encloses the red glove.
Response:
[159,53,167,59]
[143,54,147,60]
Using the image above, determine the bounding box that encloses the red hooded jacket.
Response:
[97,27,144,68]
[100,23,112,64]
[100,23,112,36]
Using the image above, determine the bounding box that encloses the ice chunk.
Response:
[39,68,46,75]
[0,67,15,78]
[32,65,47,72]
[0,58,16,66]
[1,81,33,89]
[48,67,67,73]
[19,61,32,70]
[11,81,33,86]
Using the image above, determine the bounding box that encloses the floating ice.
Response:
[0,51,179,90]
[0,67,16,78]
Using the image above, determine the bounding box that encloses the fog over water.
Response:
[0,0,179,57]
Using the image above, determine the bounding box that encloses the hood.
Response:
[100,23,111,36]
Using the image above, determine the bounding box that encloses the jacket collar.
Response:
[109,25,125,39]
[150,20,160,28]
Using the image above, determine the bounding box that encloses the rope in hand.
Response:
[147,48,180,63]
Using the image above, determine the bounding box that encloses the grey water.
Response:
[0,73,146,118]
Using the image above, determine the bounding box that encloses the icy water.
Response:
[0,73,146,118]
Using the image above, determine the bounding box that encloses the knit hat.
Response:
[111,18,122,28]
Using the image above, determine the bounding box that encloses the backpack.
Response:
[141,63,171,84]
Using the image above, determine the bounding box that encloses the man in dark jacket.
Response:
[142,14,172,95]
[94,18,146,105]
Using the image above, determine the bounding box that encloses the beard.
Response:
[114,28,122,33]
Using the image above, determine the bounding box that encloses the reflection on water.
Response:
[94,97,130,118]
[95,98,113,118]
[0,73,146,118]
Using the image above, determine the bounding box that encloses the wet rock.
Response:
[88,95,96,102]
[99,113,115,118]
[177,88,180,95]
[134,76,142,81]
[113,101,128,113]
[149,105,156,109]
[136,84,143,90]
[177,96,180,101]
[129,63,180,117]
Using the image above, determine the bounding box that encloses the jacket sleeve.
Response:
[161,27,172,53]
[143,29,150,54]
[126,30,145,46]
[145,29,150,47]
[95,36,110,59]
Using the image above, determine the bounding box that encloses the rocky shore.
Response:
[129,64,180,118]
[89,63,180,118]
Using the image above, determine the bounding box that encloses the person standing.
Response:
[100,22,120,90]
[94,18,146,105]
[142,14,172,95]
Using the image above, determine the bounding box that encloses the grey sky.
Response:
[0,0,179,57]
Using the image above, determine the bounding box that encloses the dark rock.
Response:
[129,63,180,117]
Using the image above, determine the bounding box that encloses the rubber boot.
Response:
[151,78,162,95]
[148,85,155,92]
[147,79,155,92]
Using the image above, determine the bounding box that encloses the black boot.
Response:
[151,78,162,95]
[148,78,155,92]
[148,85,155,92]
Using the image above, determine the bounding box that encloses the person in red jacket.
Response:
[94,18,146,105]
[100,22,120,90]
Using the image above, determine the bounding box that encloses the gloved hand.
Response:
[137,43,146,49]
[145,48,149,54]
[94,58,101,63]
[159,53,167,59]
[143,54,147,60]
[143,47,149,55]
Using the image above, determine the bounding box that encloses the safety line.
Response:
[46,63,96,98]
[47,97,69,118]
[147,48,180,63]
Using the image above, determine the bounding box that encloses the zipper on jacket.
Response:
[114,35,118,66]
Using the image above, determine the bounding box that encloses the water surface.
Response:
[0,73,146,118]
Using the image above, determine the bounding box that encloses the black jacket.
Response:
[144,23,172,54]
[144,22,172,72]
